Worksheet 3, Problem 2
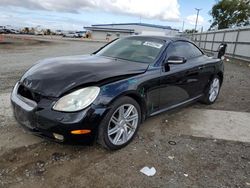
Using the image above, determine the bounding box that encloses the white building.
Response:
[84,23,178,40]
[84,26,134,41]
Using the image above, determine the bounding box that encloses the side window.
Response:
[188,42,203,57]
[167,41,203,59]
[166,43,181,57]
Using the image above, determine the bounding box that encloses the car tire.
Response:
[200,75,221,105]
[98,96,141,150]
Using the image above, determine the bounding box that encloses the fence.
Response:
[181,27,250,62]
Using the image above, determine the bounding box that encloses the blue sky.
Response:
[0,0,216,31]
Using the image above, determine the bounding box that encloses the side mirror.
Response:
[166,56,187,64]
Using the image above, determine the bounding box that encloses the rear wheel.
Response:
[98,97,141,150]
[201,76,221,104]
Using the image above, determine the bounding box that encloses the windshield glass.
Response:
[96,37,165,64]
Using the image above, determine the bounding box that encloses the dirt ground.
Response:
[0,35,250,188]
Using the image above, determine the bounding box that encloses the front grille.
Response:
[17,85,41,103]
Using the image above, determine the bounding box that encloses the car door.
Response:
[183,42,214,94]
[159,41,203,110]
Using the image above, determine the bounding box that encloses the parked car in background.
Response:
[0,28,12,34]
[0,26,20,34]
[55,30,64,35]
[63,31,77,38]
[10,29,20,34]
[75,31,86,38]
[11,36,225,150]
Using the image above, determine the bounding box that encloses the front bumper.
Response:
[11,83,107,144]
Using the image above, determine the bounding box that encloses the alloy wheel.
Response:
[209,78,220,102]
[107,104,139,146]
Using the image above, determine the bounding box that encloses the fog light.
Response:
[53,133,64,141]
[71,130,91,135]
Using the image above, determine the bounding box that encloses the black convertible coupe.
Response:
[11,36,224,150]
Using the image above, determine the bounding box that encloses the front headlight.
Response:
[53,86,100,112]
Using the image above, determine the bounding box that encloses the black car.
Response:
[11,36,224,150]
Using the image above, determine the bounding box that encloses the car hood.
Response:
[20,55,148,97]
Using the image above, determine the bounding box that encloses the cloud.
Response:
[0,8,90,30]
[186,14,205,26]
[0,0,180,21]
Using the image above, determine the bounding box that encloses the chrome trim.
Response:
[11,82,37,111]
[167,60,184,64]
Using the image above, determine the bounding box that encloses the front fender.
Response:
[93,77,147,117]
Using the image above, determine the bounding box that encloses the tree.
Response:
[45,29,51,35]
[22,27,30,34]
[210,0,250,30]
[30,27,35,34]
[184,29,198,33]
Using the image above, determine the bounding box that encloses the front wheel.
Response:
[98,97,141,150]
[200,76,221,104]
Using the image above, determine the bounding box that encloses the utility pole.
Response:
[194,8,201,32]
[182,20,185,32]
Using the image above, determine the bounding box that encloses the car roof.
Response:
[125,35,191,43]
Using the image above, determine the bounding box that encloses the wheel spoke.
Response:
[122,128,129,142]
[126,114,138,122]
[111,116,119,125]
[213,79,219,87]
[210,91,216,101]
[212,80,216,87]
[124,105,134,118]
[215,79,219,86]
[214,89,218,96]
[209,87,213,94]
[209,94,213,101]
[125,121,135,130]
[208,78,220,102]
[108,126,119,136]
[113,129,123,144]
[118,106,125,120]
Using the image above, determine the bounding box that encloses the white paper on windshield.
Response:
[143,41,163,49]
[132,40,143,45]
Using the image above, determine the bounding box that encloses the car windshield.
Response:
[96,37,165,64]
